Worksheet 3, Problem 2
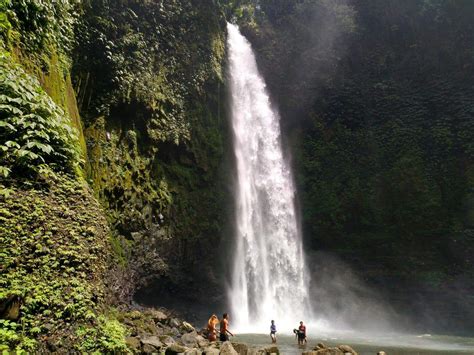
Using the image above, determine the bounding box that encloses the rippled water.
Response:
[232,333,474,355]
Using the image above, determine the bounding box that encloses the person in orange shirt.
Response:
[207,314,219,341]
[219,313,234,341]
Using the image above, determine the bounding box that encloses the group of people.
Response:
[206,315,307,346]
[207,313,234,342]
[272,320,307,345]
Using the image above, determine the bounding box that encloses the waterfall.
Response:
[227,22,310,332]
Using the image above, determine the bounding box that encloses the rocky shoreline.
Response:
[122,308,360,355]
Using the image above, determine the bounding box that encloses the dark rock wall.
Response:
[234,0,474,333]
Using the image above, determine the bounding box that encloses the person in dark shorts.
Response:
[270,320,277,343]
[297,321,306,345]
[219,313,234,341]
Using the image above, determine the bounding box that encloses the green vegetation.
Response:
[0,173,126,352]
[3,0,79,62]
[236,0,474,330]
[0,54,81,179]
[74,0,229,299]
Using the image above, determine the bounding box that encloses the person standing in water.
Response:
[270,320,277,343]
[297,321,306,345]
[219,313,234,341]
[207,314,219,341]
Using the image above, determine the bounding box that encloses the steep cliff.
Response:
[73,0,231,308]
[0,0,230,351]
[234,0,474,333]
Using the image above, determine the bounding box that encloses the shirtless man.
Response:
[219,313,234,341]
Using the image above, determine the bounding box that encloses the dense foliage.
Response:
[1,0,79,62]
[73,0,230,304]
[237,0,474,331]
[0,54,81,179]
[0,174,128,352]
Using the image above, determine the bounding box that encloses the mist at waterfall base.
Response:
[226,21,398,337]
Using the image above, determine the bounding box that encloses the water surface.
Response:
[233,333,474,355]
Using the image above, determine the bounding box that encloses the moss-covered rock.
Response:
[0,172,128,352]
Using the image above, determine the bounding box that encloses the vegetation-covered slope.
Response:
[73,0,231,307]
[0,1,128,351]
[0,0,230,351]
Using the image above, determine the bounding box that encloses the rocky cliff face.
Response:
[233,0,474,333]
[73,0,232,307]
[0,0,231,351]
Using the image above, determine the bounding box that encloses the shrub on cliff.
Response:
[0,54,81,179]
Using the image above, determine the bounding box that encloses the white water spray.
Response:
[227,22,310,333]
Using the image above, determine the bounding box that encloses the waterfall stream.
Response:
[227,22,310,332]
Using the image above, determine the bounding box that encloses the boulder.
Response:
[202,347,220,355]
[181,331,199,346]
[125,336,141,351]
[165,344,189,354]
[150,309,168,323]
[141,335,163,349]
[377,352,387,355]
[338,345,358,355]
[196,335,209,348]
[182,321,195,333]
[184,350,202,355]
[265,346,280,354]
[313,349,344,355]
[169,318,181,328]
[170,327,181,336]
[160,335,176,347]
[220,341,238,355]
[129,310,142,319]
[302,352,319,355]
[143,343,159,353]
[231,342,249,354]
[316,343,326,349]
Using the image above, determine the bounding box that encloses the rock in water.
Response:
[338,345,358,355]
[264,346,279,354]
[220,341,238,355]
[231,342,249,354]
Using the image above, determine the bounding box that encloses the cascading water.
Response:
[227,22,311,333]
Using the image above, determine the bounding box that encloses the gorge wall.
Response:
[234,0,474,333]
[0,0,231,351]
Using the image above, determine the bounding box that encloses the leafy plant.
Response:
[0,53,81,179]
